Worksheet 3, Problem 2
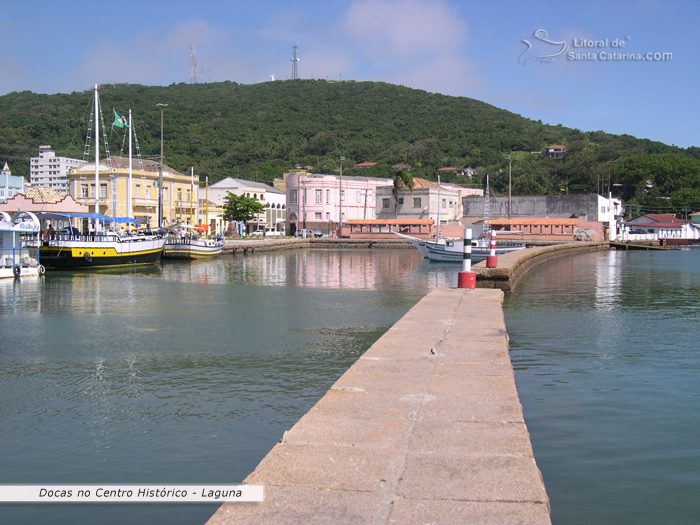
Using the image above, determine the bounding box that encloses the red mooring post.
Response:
[458,227,476,289]
[486,230,498,268]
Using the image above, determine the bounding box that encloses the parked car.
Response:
[295,229,323,238]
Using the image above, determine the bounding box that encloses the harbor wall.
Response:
[221,238,414,254]
[206,288,551,525]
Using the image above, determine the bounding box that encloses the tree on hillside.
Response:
[392,169,414,219]
[222,192,265,223]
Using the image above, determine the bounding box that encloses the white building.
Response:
[203,177,285,236]
[376,178,483,226]
[1,163,25,203]
[30,145,83,195]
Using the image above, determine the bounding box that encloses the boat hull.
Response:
[39,234,166,269]
[424,239,525,263]
[162,238,224,259]
[0,265,43,279]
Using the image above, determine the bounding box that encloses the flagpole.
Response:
[128,110,132,221]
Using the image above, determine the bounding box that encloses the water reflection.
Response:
[505,250,700,525]
[0,248,461,525]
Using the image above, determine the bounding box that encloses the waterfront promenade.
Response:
[207,287,551,524]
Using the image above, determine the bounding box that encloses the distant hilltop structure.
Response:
[291,46,299,80]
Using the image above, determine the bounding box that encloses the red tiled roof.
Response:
[346,219,433,225]
[354,162,378,167]
[643,214,684,223]
[438,167,459,171]
[491,218,578,226]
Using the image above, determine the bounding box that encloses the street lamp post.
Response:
[505,155,512,220]
[339,156,345,235]
[156,103,168,228]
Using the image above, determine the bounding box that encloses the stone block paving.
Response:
[206,288,551,525]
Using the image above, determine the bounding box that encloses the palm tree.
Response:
[392,169,414,219]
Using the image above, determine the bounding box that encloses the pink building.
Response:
[285,171,392,236]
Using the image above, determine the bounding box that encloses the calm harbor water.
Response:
[0,249,454,525]
[1,247,698,524]
[504,249,700,525]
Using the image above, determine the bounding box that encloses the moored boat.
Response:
[38,214,166,269]
[0,211,45,279]
[424,237,525,262]
[163,226,224,259]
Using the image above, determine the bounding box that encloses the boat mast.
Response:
[190,167,194,225]
[94,85,99,231]
[128,110,132,219]
[485,174,490,237]
[436,173,440,240]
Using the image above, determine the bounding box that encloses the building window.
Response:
[398,198,404,204]
[81,184,88,198]
[449,201,453,208]
[326,189,330,204]
[89,185,95,198]
[100,184,107,199]
[326,212,330,221]
[341,190,345,202]
[135,185,140,198]
[146,186,150,199]
[413,198,421,208]
[177,189,182,202]
[356,191,361,203]
[186,189,191,202]
[315,189,322,203]
[315,212,322,220]
[290,190,298,204]
[442,199,446,209]
[382,198,390,209]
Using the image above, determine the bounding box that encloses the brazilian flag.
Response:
[113,110,129,129]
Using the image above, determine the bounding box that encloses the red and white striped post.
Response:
[457,227,476,289]
[486,231,498,268]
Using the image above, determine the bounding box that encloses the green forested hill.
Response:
[1,80,698,212]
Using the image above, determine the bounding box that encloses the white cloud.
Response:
[70,20,236,89]
[339,0,482,95]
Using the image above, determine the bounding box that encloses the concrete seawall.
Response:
[207,288,551,525]
[475,241,609,291]
[221,238,414,254]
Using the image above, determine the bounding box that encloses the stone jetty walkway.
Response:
[207,288,550,525]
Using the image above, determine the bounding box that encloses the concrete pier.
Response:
[207,288,550,525]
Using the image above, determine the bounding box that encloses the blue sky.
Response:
[1,0,698,147]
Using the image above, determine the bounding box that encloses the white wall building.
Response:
[30,145,83,195]
[376,178,483,226]
[1,163,25,203]
[203,177,285,235]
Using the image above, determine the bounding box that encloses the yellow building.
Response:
[68,156,199,228]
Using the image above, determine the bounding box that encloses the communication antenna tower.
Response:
[190,44,199,84]
[291,46,299,80]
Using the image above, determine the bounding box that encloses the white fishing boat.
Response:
[0,211,45,279]
[163,225,224,259]
[423,237,525,262]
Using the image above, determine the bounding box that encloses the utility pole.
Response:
[505,155,512,220]
[339,156,344,232]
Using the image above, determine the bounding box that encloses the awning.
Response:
[107,217,140,223]
[36,212,111,221]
